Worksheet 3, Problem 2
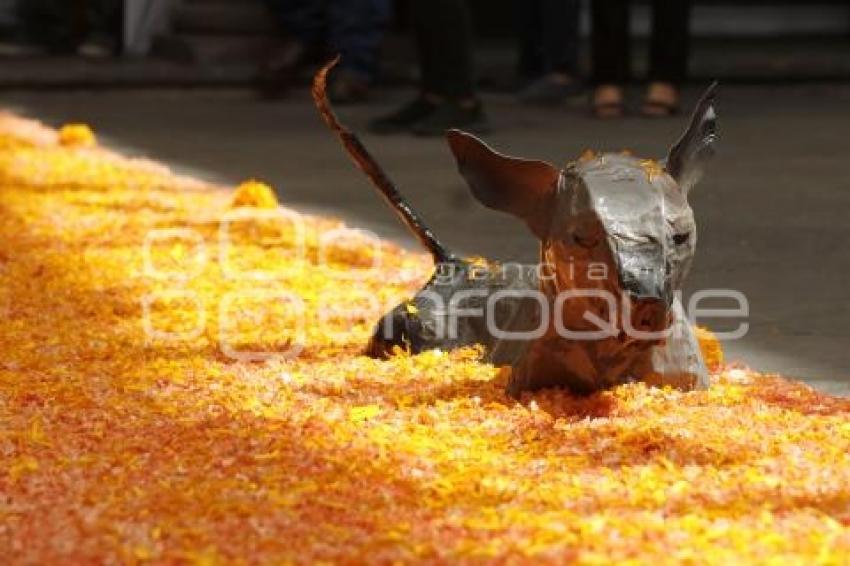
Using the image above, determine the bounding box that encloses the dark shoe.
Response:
[517,74,584,106]
[368,97,438,135]
[257,39,313,99]
[328,69,371,105]
[411,101,490,137]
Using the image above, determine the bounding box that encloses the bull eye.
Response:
[572,220,602,248]
[673,232,691,246]
[573,234,596,248]
[574,233,598,248]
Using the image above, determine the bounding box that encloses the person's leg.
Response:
[80,0,122,56]
[643,0,691,116]
[264,0,323,45]
[409,0,488,135]
[19,0,82,53]
[259,0,324,98]
[370,0,487,135]
[515,0,545,82]
[591,0,629,86]
[324,0,390,103]
[542,0,580,77]
[590,0,629,117]
[327,0,390,81]
[648,0,691,86]
[86,0,121,33]
[411,0,475,101]
[368,0,438,133]
[518,0,583,105]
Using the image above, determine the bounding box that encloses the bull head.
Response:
[448,85,718,394]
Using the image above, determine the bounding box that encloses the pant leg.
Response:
[413,0,436,96]
[264,0,324,44]
[411,0,476,99]
[87,0,122,38]
[648,0,691,84]
[19,0,83,51]
[328,0,391,81]
[515,0,545,80]
[541,0,581,76]
[591,0,631,85]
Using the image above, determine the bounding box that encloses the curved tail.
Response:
[312,58,455,264]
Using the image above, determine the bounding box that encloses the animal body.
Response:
[313,60,717,397]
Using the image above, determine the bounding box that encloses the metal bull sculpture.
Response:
[313,59,717,397]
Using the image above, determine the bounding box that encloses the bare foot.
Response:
[642,82,680,117]
[591,85,625,119]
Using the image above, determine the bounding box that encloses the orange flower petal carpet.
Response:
[0,116,848,564]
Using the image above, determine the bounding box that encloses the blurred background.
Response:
[0,0,848,394]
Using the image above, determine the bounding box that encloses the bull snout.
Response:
[629,298,670,334]
[620,266,665,297]
[614,238,671,303]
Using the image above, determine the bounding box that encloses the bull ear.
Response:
[665,82,718,195]
[447,129,560,239]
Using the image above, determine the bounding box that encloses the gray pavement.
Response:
[2,84,848,396]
